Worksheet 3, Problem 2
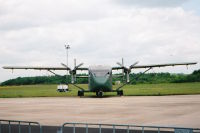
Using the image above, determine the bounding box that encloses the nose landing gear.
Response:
[117,90,123,96]
[96,91,103,97]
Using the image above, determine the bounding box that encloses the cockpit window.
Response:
[92,69,110,77]
[89,66,111,77]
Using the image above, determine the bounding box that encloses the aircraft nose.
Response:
[94,77,108,85]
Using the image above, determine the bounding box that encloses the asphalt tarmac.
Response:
[0,95,200,128]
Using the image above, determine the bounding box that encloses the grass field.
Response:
[0,82,200,98]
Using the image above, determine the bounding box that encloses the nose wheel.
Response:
[117,90,123,96]
[96,91,103,97]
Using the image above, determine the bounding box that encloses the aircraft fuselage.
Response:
[88,66,112,92]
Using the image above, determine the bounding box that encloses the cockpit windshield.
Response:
[92,69,109,77]
[89,66,111,77]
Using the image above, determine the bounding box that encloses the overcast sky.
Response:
[0,0,200,82]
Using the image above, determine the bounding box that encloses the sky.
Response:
[0,0,200,82]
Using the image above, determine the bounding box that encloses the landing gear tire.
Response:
[99,91,103,97]
[78,91,84,97]
[96,91,103,97]
[117,90,123,96]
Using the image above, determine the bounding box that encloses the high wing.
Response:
[112,66,123,70]
[112,62,197,70]
[112,61,197,83]
[131,62,197,69]
[3,66,88,71]
[76,67,88,70]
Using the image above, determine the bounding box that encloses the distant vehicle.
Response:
[57,84,69,92]
[3,58,197,97]
[115,81,121,85]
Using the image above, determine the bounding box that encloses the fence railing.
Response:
[61,122,200,133]
[1,119,200,133]
[0,119,42,133]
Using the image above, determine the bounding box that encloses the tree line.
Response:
[1,69,200,86]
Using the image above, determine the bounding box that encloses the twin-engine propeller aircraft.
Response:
[3,58,197,97]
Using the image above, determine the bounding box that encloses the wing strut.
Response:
[71,84,86,92]
[116,67,152,91]
[47,70,61,76]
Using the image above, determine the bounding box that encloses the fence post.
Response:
[19,121,21,133]
[86,124,88,133]
[8,121,11,133]
[127,125,129,133]
[99,124,101,133]
[158,127,160,133]
[0,121,1,133]
[113,125,115,133]
[142,126,144,133]
[73,123,75,133]
[29,123,31,133]
[39,123,42,133]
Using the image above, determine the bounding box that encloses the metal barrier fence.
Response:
[1,120,200,133]
[0,119,42,133]
[61,122,200,133]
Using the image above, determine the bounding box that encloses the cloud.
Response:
[0,0,111,31]
[0,0,200,82]
[115,0,188,8]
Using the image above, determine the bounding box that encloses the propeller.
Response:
[116,58,139,83]
[130,61,139,68]
[61,58,84,83]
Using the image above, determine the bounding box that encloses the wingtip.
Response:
[2,66,7,69]
[191,62,198,65]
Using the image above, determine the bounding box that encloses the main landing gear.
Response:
[117,90,123,96]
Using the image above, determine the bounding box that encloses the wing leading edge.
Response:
[3,62,197,71]
[3,66,88,71]
[131,62,197,69]
[112,62,197,70]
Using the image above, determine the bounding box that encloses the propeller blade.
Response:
[61,63,71,70]
[130,61,139,68]
[71,75,74,84]
[75,63,84,69]
[74,74,76,82]
[122,68,125,81]
[127,71,130,83]
[73,62,84,82]
[117,62,123,67]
